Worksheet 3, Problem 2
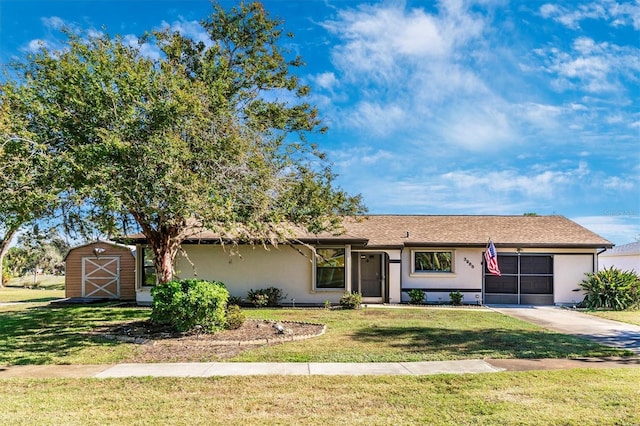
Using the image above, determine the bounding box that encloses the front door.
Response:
[357,253,384,303]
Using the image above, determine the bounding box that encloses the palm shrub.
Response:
[151,279,229,332]
[579,267,640,310]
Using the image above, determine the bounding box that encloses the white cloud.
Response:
[571,215,640,245]
[41,16,67,31]
[159,18,212,47]
[539,37,640,94]
[345,102,408,137]
[540,1,640,30]
[312,72,339,91]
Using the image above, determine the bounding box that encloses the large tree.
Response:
[0,83,57,287]
[18,2,363,284]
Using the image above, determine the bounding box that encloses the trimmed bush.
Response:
[247,287,285,307]
[579,267,640,310]
[339,291,362,309]
[408,289,426,304]
[449,290,463,306]
[225,304,246,330]
[151,279,229,332]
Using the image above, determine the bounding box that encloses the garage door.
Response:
[484,255,553,305]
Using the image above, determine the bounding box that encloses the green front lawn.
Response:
[1,369,639,425]
[235,307,629,362]
[5,274,65,290]
[0,304,150,365]
[0,287,65,303]
[585,310,640,326]
[0,304,628,366]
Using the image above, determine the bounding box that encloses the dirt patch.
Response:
[95,319,325,363]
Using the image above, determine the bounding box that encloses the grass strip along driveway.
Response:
[586,310,640,326]
[0,304,630,366]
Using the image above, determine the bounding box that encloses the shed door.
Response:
[82,256,120,299]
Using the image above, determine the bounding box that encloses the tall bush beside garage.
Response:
[151,279,229,332]
[579,267,640,310]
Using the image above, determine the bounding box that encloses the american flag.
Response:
[485,240,501,276]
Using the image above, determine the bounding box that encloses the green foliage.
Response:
[408,289,426,304]
[1,266,10,285]
[12,2,365,285]
[225,304,246,330]
[150,279,229,332]
[579,267,640,310]
[7,226,68,276]
[449,290,463,306]
[339,291,362,309]
[247,287,285,307]
[227,295,243,306]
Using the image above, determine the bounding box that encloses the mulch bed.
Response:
[94,319,325,363]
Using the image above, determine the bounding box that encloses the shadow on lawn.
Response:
[351,325,628,359]
[0,305,149,365]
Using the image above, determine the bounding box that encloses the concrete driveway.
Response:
[488,305,640,355]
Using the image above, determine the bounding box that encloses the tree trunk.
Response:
[145,228,182,285]
[0,226,19,288]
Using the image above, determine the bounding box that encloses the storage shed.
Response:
[64,241,136,300]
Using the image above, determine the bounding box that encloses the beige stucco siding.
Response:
[400,248,483,303]
[174,244,345,304]
[554,254,595,305]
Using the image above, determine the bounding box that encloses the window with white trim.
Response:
[315,248,346,289]
[412,250,453,273]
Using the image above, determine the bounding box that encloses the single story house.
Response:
[128,215,612,306]
[64,241,136,300]
[599,242,640,272]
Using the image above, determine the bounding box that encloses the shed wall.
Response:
[65,243,136,300]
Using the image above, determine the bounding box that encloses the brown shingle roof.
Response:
[124,215,612,249]
[300,215,612,248]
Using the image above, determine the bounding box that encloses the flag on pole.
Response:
[485,240,501,276]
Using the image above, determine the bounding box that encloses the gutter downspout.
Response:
[595,247,608,272]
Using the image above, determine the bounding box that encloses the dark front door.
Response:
[359,253,383,300]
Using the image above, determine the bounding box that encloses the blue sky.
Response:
[1,0,639,245]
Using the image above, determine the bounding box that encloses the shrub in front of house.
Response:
[151,279,229,332]
[408,289,426,304]
[247,286,285,307]
[579,267,640,310]
[449,290,463,306]
[339,291,362,309]
[225,304,246,329]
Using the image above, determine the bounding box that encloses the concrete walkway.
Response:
[1,357,638,378]
[487,305,640,355]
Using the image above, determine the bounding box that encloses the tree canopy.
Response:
[0,83,58,286]
[10,2,364,283]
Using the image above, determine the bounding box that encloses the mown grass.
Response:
[0,305,629,366]
[0,304,149,365]
[585,309,640,326]
[6,274,65,290]
[233,307,627,361]
[1,369,639,425]
[0,287,65,303]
